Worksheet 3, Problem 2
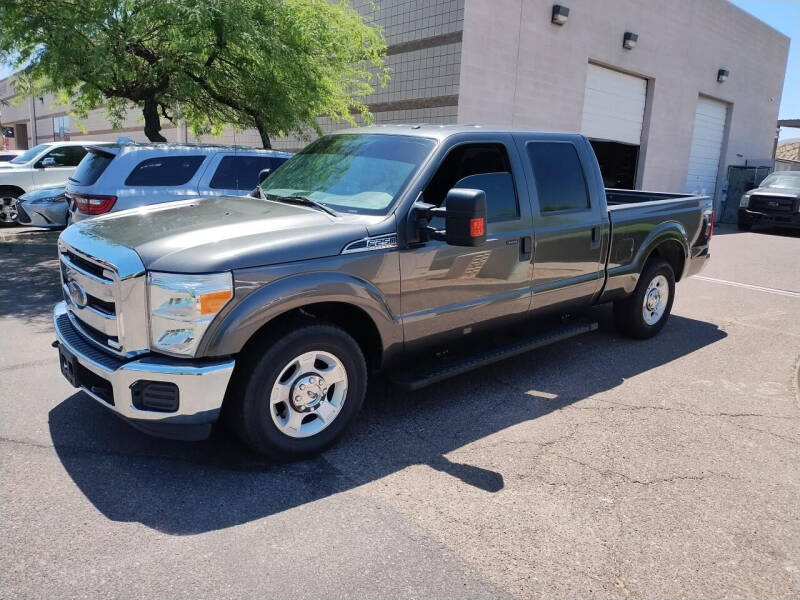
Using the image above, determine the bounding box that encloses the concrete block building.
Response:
[0,0,789,213]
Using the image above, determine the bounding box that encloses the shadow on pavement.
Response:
[0,228,61,321]
[49,307,726,535]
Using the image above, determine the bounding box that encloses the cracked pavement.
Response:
[1,224,798,599]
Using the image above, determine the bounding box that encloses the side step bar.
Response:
[390,320,599,391]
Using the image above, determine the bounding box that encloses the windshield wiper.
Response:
[264,192,338,217]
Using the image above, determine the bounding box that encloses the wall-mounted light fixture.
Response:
[717,68,729,83]
[551,4,569,25]
[622,32,638,50]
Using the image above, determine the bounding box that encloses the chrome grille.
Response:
[58,226,149,358]
[749,195,796,214]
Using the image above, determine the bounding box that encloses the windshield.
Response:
[10,144,50,165]
[760,173,800,190]
[260,134,435,215]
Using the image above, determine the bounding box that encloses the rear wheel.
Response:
[613,258,675,339]
[229,323,367,460]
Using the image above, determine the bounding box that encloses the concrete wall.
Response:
[459,0,789,203]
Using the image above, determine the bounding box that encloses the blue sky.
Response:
[730,0,799,140]
[2,1,798,138]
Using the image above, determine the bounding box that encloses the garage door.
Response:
[580,64,647,145]
[685,96,728,196]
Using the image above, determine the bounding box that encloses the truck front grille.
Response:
[58,239,148,358]
[749,195,796,214]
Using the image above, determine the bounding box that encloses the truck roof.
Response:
[334,124,583,142]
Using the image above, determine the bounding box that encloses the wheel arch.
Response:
[0,184,26,197]
[636,223,689,282]
[198,272,403,370]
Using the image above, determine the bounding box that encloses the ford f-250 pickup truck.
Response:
[53,125,713,460]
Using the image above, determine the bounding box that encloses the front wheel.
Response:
[0,190,19,225]
[613,258,675,339]
[229,323,367,460]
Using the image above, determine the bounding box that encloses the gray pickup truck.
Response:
[53,125,712,459]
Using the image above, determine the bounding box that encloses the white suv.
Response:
[67,143,292,222]
[0,141,110,223]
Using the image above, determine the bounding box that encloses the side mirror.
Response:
[39,157,56,168]
[442,188,487,246]
[257,168,272,184]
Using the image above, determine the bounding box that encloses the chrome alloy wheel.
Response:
[269,350,348,438]
[642,274,669,325]
[0,196,18,223]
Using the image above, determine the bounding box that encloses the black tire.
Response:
[613,258,675,339]
[737,219,752,231]
[228,322,367,460]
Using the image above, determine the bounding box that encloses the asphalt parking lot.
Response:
[1,223,798,599]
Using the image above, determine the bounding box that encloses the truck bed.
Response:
[599,188,713,302]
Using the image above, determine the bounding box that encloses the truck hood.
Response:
[748,186,800,197]
[70,195,369,272]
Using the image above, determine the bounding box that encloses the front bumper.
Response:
[16,199,68,228]
[738,208,800,229]
[54,302,234,440]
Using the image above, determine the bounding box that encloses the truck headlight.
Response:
[147,272,233,357]
[739,194,750,208]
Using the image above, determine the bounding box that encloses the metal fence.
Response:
[719,165,772,224]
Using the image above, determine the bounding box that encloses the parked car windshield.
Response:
[260,134,435,215]
[10,143,50,164]
[759,172,800,190]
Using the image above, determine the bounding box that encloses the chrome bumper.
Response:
[54,302,234,439]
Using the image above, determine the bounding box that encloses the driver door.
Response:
[34,146,88,190]
[399,139,534,352]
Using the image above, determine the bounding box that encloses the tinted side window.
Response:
[526,142,590,212]
[423,143,518,220]
[44,145,87,167]
[210,155,281,190]
[454,173,518,223]
[125,155,205,186]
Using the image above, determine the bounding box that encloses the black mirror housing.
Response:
[443,188,487,246]
[258,168,272,184]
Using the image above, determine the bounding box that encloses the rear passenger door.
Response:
[199,153,285,197]
[513,134,608,312]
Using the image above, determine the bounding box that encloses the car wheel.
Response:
[0,191,19,225]
[613,258,675,339]
[229,322,367,460]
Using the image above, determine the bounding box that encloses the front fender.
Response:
[197,271,403,360]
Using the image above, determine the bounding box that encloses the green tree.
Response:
[0,0,387,147]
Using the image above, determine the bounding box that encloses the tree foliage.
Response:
[0,0,387,146]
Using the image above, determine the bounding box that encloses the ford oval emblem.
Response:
[67,280,88,309]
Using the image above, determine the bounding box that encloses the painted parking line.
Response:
[694,275,800,299]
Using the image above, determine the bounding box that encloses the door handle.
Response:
[520,235,532,260]
[590,226,601,249]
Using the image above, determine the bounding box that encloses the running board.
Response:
[390,320,599,391]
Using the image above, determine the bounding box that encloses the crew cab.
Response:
[0,141,110,224]
[53,125,712,460]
